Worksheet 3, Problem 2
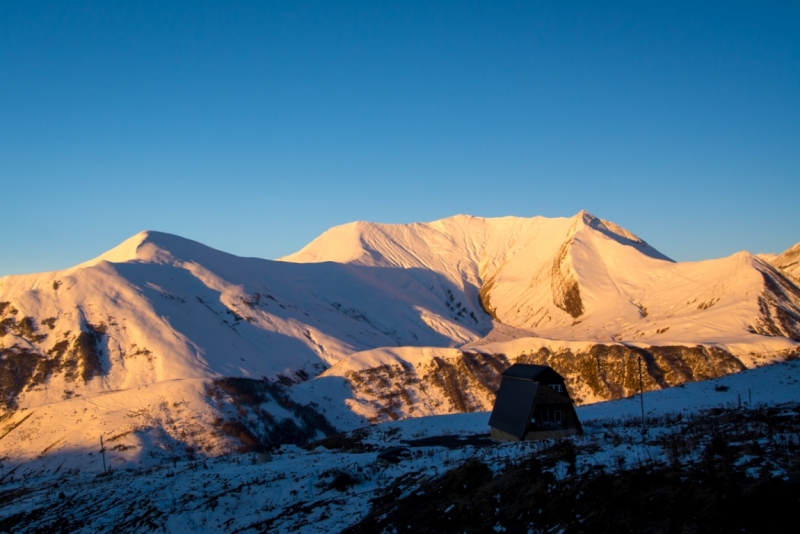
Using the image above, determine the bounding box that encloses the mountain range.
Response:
[1,211,798,476]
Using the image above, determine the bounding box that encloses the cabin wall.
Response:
[528,384,582,434]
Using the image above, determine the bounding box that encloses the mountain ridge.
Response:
[771,241,800,282]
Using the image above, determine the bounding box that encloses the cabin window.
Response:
[548,384,564,393]
[532,406,564,429]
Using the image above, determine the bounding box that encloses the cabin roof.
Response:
[487,376,539,439]
[502,363,562,382]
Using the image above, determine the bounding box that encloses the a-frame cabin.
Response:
[488,364,583,442]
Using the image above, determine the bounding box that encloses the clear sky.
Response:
[1,1,798,276]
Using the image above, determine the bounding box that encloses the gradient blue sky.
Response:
[2,1,798,276]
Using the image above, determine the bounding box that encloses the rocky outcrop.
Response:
[513,344,746,404]
[0,305,106,410]
[748,269,800,341]
[344,351,509,422]
[206,377,338,451]
[334,343,759,424]
[550,239,584,319]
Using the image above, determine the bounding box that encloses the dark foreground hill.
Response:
[345,404,800,534]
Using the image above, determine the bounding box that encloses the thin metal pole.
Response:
[100,436,107,474]
[638,356,645,430]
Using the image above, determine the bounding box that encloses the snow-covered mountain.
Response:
[286,211,800,346]
[1,212,799,474]
[0,230,495,412]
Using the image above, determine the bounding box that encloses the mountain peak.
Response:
[72,230,153,270]
[74,230,230,272]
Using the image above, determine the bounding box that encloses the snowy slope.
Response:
[771,241,800,282]
[5,332,794,480]
[292,332,798,429]
[2,360,798,534]
[0,374,338,481]
[0,231,491,412]
[311,357,800,446]
[0,378,228,478]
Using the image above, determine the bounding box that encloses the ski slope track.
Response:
[1,211,799,475]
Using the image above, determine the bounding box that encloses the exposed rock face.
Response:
[550,239,584,319]
[514,345,747,404]
[206,377,338,451]
[0,344,40,411]
[477,278,499,321]
[749,269,800,341]
[344,352,509,422]
[0,305,106,410]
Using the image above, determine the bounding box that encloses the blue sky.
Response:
[1,1,798,276]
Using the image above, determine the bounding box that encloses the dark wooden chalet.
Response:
[488,364,583,442]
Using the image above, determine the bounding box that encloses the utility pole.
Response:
[620,342,647,434]
[100,436,107,474]
[638,356,645,430]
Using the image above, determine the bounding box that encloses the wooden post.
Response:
[100,436,107,474]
